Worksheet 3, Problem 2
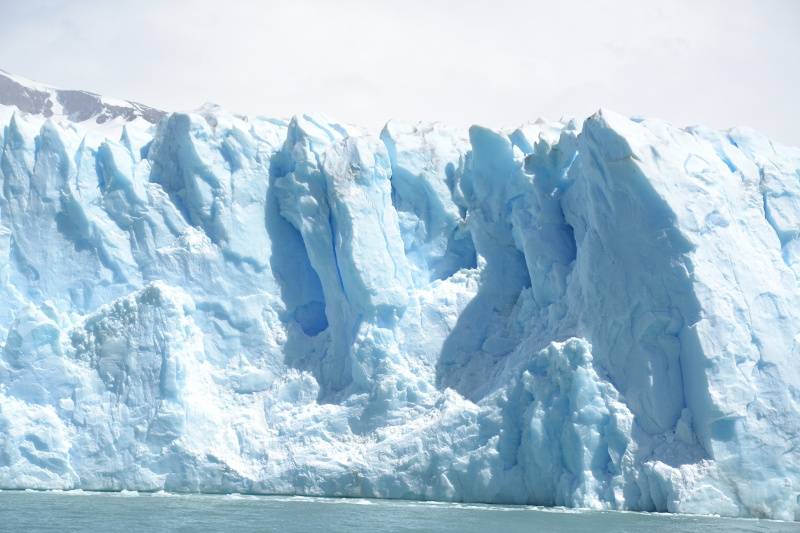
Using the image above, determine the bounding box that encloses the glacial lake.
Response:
[0,490,795,532]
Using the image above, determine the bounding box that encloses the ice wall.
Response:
[1,94,799,520]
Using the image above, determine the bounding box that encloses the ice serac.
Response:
[380,120,475,284]
[271,115,414,397]
[570,112,800,518]
[1,73,799,521]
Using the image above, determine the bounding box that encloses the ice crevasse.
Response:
[0,71,799,521]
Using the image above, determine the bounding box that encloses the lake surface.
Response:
[0,491,795,532]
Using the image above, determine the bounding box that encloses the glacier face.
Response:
[0,72,799,521]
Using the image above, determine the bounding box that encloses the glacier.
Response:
[0,69,799,521]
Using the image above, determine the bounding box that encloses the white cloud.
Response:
[1,0,798,144]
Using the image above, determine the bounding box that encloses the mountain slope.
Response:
[0,69,164,125]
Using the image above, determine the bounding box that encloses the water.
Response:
[0,491,795,533]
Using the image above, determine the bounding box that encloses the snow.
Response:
[1,75,800,521]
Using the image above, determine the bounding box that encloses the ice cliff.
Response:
[0,71,799,520]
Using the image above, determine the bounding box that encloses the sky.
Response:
[1,0,798,144]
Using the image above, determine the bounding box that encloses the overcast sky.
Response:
[1,0,798,144]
